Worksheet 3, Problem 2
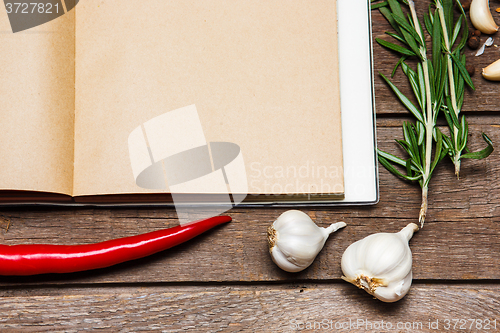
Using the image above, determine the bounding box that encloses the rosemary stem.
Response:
[420,185,428,227]
[436,1,461,177]
[454,154,461,178]
[408,1,423,42]
[410,0,433,227]
[421,59,434,228]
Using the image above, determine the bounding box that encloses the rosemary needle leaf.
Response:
[372,1,389,9]
[378,149,407,167]
[405,122,422,166]
[392,14,424,47]
[394,25,423,58]
[387,0,423,58]
[442,108,453,132]
[445,96,460,128]
[460,134,494,160]
[385,31,407,45]
[442,133,453,153]
[378,149,420,173]
[397,139,415,160]
[417,63,426,111]
[379,6,403,36]
[459,116,468,152]
[391,56,408,77]
[450,52,475,90]
[454,2,469,51]
[388,0,407,21]
[443,0,454,36]
[376,38,416,56]
[427,60,436,101]
[401,62,423,109]
[424,13,433,37]
[378,153,422,181]
[451,17,462,46]
[436,57,448,103]
[406,158,413,176]
[430,129,444,175]
[380,73,425,124]
[431,11,442,72]
[417,121,425,145]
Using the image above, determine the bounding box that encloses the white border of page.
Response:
[337,0,378,204]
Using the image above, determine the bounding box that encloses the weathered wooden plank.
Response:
[0,283,498,332]
[0,124,498,284]
[2,211,497,283]
[371,1,500,114]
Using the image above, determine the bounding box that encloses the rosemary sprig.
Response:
[376,0,444,227]
[427,0,493,178]
[374,0,493,227]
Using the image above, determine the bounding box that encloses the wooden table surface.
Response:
[1,2,500,332]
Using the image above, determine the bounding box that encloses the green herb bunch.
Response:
[372,0,493,227]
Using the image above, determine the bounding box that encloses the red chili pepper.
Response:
[0,215,231,276]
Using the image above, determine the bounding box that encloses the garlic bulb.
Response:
[470,0,499,34]
[341,223,419,303]
[267,210,346,272]
[482,58,500,81]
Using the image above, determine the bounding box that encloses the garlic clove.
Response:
[268,240,307,272]
[267,210,346,273]
[363,233,412,281]
[341,223,419,303]
[482,58,500,81]
[470,0,499,34]
[373,270,413,303]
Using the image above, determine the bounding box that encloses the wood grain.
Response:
[0,283,498,332]
[1,209,498,284]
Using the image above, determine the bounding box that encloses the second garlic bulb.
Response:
[341,223,419,302]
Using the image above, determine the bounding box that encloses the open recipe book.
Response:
[0,0,378,206]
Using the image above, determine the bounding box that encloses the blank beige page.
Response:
[0,10,75,195]
[74,0,343,197]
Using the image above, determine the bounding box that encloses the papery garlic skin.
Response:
[267,210,346,273]
[470,0,499,34]
[341,223,419,302]
[482,58,500,81]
